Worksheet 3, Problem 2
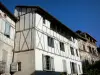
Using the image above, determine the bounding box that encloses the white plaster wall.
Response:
[35,13,80,61]
[35,13,82,74]
[35,49,82,74]
[0,9,15,75]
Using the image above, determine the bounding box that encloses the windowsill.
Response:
[4,34,10,38]
[48,46,54,48]
[60,50,65,52]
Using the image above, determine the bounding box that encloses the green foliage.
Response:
[82,60,100,75]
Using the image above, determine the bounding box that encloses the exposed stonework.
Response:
[76,30,99,64]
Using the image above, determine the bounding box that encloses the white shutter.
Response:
[51,57,54,71]
[75,63,78,73]
[42,54,46,70]
[62,60,67,72]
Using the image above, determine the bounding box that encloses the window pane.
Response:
[48,36,54,48]
[4,22,10,38]
[60,42,65,51]
[76,49,79,56]
[18,62,21,71]
[70,47,74,55]
[70,62,77,74]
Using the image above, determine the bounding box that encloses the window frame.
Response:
[70,62,78,74]
[47,36,54,48]
[76,49,79,56]
[4,22,11,38]
[70,47,75,55]
[42,55,54,71]
[60,42,65,51]
[18,62,21,71]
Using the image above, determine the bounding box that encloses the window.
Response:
[43,18,45,24]
[70,62,77,74]
[62,60,67,72]
[42,55,54,71]
[48,36,54,48]
[76,49,79,56]
[18,62,21,71]
[83,45,86,51]
[4,22,10,38]
[88,46,92,53]
[70,47,74,55]
[60,42,65,51]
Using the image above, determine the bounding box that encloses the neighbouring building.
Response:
[76,30,99,64]
[12,6,83,75]
[97,47,100,58]
[0,2,17,75]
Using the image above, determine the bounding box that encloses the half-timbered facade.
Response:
[76,30,99,64]
[13,6,83,75]
[0,2,17,75]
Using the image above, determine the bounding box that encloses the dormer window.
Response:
[43,18,45,24]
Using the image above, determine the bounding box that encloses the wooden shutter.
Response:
[74,63,78,73]
[62,60,67,72]
[51,57,54,71]
[42,54,46,70]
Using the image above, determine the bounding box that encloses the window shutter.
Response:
[51,57,54,71]
[42,54,46,70]
[70,62,73,73]
[62,60,67,72]
[5,22,10,37]
[74,63,78,73]
[78,65,81,73]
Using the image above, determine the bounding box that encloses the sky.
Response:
[1,0,100,46]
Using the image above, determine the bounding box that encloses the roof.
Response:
[84,32,97,42]
[0,2,18,22]
[76,30,97,42]
[15,5,79,38]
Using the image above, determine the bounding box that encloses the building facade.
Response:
[0,2,17,75]
[76,30,99,64]
[13,6,83,75]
